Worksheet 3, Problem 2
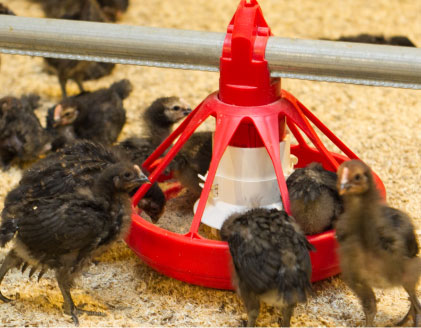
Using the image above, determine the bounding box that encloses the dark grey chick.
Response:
[96,0,129,21]
[220,208,315,327]
[142,96,192,147]
[286,162,343,235]
[0,161,148,325]
[170,131,212,197]
[46,79,131,148]
[41,0,115,97]
[32,0,126,21]
[112,137,167,223]
[4,140,163,223]
[0,95,51,169]
[0,3,15,15]
[328,34,416,47]
[336,160,421,326]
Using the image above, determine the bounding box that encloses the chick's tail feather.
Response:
[0,219,18,247]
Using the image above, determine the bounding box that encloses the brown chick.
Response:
[0,95,52,169]
[0,161,148,325]
[286,162,343,235]
[331,34,416,47]
[0,3,15,15]
[170,131,212,197]
[46,79,131,148]
[336,160,421,326]
[41,0,115,98]
[142,96,192,147]
[220,208,315,327]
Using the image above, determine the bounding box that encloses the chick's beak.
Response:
[338,183,351,195]
[183,107,192,116]
[133,165,150,184]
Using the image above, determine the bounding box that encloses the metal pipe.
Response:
[1,15,420,89]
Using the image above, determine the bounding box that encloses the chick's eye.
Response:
[123,172,133,179]
[172,106,180,111]
[354,173,361,181]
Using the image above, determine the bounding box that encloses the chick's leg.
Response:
[400,285,421,327]
[0,250,22,302]
[55,269,105,326]
[238,283,260,327]
[279,304,295,327]
[348,281,376,326]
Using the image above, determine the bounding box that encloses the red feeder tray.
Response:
[126,0,386,290]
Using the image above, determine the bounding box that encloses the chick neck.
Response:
[143,104,174,145]
[342,179,382,247]
[92,166,125,204]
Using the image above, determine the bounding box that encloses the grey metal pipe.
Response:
[0,15,420,89]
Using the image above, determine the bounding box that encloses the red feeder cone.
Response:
[126,0,386,290]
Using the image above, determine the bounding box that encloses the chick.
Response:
[0,161,148,325]
[142,97,192,147]
[170,131,212,197]
[32,0,126,21]
[286,162,342,235]
[329,34,416,47]
[0,3,15,15]
[46,79,131,148]
[112,137,167,222]
[0,95,51,169]
[96,0,129,21]
[220,208,315,327]
[40,0,115,97]
[336,160,421,326]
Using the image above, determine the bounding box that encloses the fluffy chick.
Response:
[336,160,421,326]
[170,131,212,197]
[6,140,164,222]
[286,162,342,235]
[41,0,115,97]
[0,95,51,169]
[96,0,129,21]
[220,208,315,327]
[0,161,148,325]
[46,79,131,148]
[112,137,167,222]
[329,34,416,47]
[0,3,15,15]
[32,0,127,21]
[142,96,192,147]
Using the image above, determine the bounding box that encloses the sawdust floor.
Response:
[0,0,421,326]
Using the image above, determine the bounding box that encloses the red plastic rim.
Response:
[126,145,386,290]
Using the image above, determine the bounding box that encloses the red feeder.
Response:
[126,0,386,290]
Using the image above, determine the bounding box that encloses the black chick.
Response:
[41,0,115,98]
[220,208,315,327]
[336,160,421,326]
[0,3,15,15]
[5,140,164,222]
[0,95,51,169]
[46,79,131,148]
[170,131,212,197]
[112,137,167,223]
[286,162,343,235]
[96,0,129,21]
[32,0,127,21]
[0,161,148,325]
[328,33,416,47]
[142,96,192,147]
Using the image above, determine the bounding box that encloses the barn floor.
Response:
[0,0,420,326]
